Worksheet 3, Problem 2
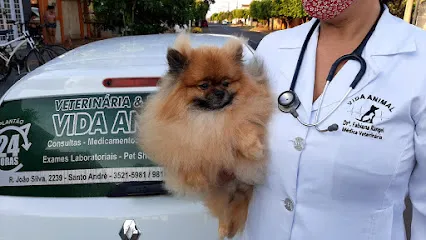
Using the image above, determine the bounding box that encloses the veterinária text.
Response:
[52,94,143,137]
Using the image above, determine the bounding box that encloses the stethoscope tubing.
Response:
[295,83,352,129]
[280,4,385,132]
[306,53,366,128]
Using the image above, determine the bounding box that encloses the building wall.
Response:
[38,0,87,43]
[61,0,80,39]
[0,0,27,42]
[415,1,426,30]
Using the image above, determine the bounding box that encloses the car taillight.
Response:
[103,77,159,88]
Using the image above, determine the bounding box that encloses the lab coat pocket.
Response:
[367,206,394,240]
[330,142,399,206]
[328,106,403,204]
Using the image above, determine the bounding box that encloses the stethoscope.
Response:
[278,4,385,133]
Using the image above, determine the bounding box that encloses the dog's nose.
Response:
[214,90,225,98]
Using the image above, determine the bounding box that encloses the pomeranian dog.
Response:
[137,33,273,239]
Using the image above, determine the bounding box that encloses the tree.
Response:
[249,1,260,20]
[218,12,226,21]
[250,0,272,20]
[93,0,212,35]
[250,0,273,27]
[287,0,308,19]
[269,0,308,28]
[271,0,288,18]
[233,9,244,19]
[242,9,250,19]
[192,1,210,26]
[259,0,273,20]
[386,0,409,18]
[210,12,219,21]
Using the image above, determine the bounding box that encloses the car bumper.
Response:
[0,195,219,240]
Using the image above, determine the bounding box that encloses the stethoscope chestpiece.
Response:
[277,90,301,113]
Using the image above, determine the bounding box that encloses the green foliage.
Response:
[92,0,123,28]
[271,0,286,17]
[385,0,408,18]
[226,8,250,19]
[242,9,250,18]
[210,11,233,21]
[210,0,309,22]
[210,12,219,21]
[259,0,273,20]
[249,1,261,19]
[193,1,210,22]
[209,0,410,24]
[93,0,211,35]
[250,0,307,20]
[287,0,308,18]
[233,9,244,19]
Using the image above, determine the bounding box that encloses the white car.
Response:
[0,33,254,240]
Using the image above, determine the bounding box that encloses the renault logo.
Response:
[119,219,141,240]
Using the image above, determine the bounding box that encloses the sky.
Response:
[206,0,253,17]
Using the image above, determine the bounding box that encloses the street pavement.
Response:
[203,23,268,49]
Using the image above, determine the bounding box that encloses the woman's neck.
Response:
[318,1,382,42]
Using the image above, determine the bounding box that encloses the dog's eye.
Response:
[222,81,229,87]
[199,83,209,90]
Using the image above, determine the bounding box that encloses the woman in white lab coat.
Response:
[228,0,426,239]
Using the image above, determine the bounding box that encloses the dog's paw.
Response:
[238,137,265,161]
[235,125,266,161]
[218,221,237,240]
[248,139,265,160]
[226,221,238,239]
[218,224,228,240]
[218,213,243,239]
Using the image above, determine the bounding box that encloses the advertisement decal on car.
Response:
[0,93,163,197]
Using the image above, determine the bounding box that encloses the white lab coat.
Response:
[239,6,426,240]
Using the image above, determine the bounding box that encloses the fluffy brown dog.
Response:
[137,33,273,239]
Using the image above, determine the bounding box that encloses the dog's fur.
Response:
[137,33,273,239]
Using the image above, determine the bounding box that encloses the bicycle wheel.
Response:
[39,47,58,63]
[47,44,68,57]
[24,49,45,72]
[0,58,12,81]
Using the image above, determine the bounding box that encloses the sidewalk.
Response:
[230,24,274,34]
[248,27,274,34]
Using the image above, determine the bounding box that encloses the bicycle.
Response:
[31,31,69,59]
[0,22,42,81]
[28,23,69,59]
[0,20,57,81]
[14,20,62,72]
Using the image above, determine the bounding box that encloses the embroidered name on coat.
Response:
[342,94,394,140]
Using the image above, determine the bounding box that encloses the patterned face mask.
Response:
[302,0,355,20]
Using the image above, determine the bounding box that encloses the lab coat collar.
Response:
[277,6,417,117]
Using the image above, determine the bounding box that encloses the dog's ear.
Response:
[223,37,245,64]
[167,48,188,74]
[166,33,192,75]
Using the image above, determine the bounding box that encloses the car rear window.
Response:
[0,93,165,197]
